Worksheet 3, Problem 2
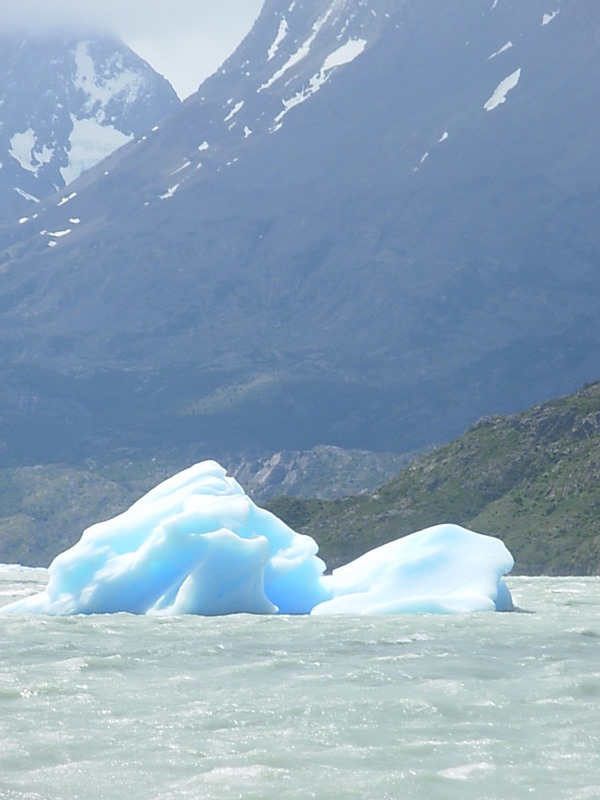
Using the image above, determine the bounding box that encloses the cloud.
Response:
[1,0,265,98]
[1,0,118,34]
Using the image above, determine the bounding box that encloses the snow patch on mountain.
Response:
[488,41,513,60]
[74,43,141,111]
[268,17,289,60]
[224,100,245,122]
[14,187,40,203]
[484,68,521,111]
[542,10,559,26]
[60,116,132,185]
[0,33,179,219]
[274,38,367,124]
[9,130,54,175]
[259,6,335,91]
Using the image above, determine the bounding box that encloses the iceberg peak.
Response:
[0,461,514,617]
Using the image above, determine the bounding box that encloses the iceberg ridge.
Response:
[0,461,514,617]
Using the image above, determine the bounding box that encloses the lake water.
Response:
[1,568,600,800]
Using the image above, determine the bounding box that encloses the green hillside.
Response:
[268,382,600,575]
[2,382,600,573]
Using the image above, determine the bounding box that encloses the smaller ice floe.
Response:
[68,218,81,224]
[18,217,29,224]
[159,184,180,200]
[439,131,449,142]
[542,10,559,25]
[488,41,513,60]
[198,141,209,152]
[57,191,77,207]
[244,126,253,138]
[420,152,429,164]
[268,17,289,61]
[152,125,160,132]
[483,68,521,111]
[314,525,514,615]
[47,240,57,248]
[0,461,514,618]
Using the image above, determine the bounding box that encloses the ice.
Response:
[0,461,514,617]
[259,7,335,91]
[57,192,77,206]
[274,39,367,124]
[60,116,132,185]
[542,10,559,26]
[159,183,180,200]
[9,129,53,174]
[488,41,513,60]
[268,18,289,61]
[224,101,244,122]
[14,187,40,203]
[313,525,514,615]
[483,68,521,111]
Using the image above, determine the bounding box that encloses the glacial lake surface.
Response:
[1,569,600,800]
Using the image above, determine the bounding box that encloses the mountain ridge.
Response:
[0,31,180,219]
[0,0,599,468]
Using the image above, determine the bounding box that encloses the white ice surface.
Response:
[488,41,513,60]
[268,17,289,61]
[9,129,54,174]
[542,10,559,26]
[61,116,132,185]
[259,7,335,91]
[274,38,367,124]
[483,68,521,111]
[0,462,514,618]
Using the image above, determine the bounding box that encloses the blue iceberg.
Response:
[0,461,514,616]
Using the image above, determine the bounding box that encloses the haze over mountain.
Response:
[0,32,180,218]
[0,0,598,471]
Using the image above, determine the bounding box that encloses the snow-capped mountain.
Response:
[0,0,598,469]
[0,33,180,218]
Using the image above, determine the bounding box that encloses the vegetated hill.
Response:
[267,382,600,575]
[0,445,408,567]
[0,0,599,471]
[2,382,600,572]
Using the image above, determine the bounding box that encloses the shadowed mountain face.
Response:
[0,32,180,218]
[0,0,598,467]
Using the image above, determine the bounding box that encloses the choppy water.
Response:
[1,569,600,800]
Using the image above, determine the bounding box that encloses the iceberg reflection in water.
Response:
[0,461,513,616]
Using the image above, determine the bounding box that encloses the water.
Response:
[2,569,600,800]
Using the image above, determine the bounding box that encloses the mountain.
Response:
[268,381,600,576]
[0,32,180,219]
[0,0,599,470]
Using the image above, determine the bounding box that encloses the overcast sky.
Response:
[2,0,266,99]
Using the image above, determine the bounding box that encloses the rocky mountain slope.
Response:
[0,32,180,219]
[0,0,598,471]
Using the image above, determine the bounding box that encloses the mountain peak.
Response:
[0,31,180,217]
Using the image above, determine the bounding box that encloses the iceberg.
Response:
[0,461,514,617]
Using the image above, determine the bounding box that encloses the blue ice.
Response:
[0,461,514,616]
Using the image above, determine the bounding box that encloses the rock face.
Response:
[0,0,599,468]
[0,33,180,218]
